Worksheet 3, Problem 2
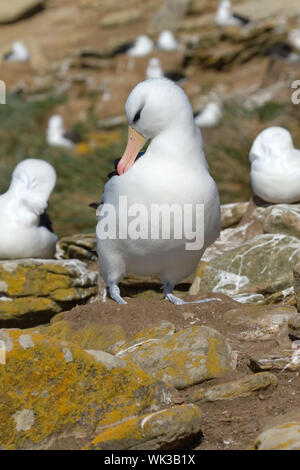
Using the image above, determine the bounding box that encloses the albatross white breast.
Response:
[96,78,221,305]
[0,159,58,259]
[249,127,300,203]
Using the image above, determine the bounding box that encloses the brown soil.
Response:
[60,292,300,450]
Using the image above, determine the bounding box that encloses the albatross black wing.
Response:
[164,71,187,84]
[106,152,145,181]
[232,13,250,25]
[112,42,135,56]
[63,129,83,144]
[39,211,54,232]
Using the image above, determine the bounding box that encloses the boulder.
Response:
[192,234,300,299]
[254,412,300,450]
[190,372,278,403]
[38,320,126,354]
[224,304,296,341]
[0,259,98,327]
[117,325,236,389]
[85,404,203,450]
[0,329,175,450]
[221,202,249,229]
[56,234,97,262]
[263,205,300,239]
[0,0,44,24]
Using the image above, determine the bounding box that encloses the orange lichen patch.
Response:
[91,416,143,448]
[0,262,73,297]
[43,320,126,352]
[85,404,203,450]
[0,329,171,450]
[50,286,97,302]
[205,336,224,376]
[0,297,61,320]
[121,326,234,389]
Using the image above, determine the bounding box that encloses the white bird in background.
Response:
[157,30,179,51]
[249,127,300,203]
[0,159,57,259]
[127,35,154,57]
[215,0,249,27]
[288,29,300,51]
[194,102,223,128]
[5,41,30,62]
[146,57,187,84]
[46,115,78,149]
[96,78,221,305]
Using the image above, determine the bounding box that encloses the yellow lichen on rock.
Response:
[85,404,203,450]
[0,329,173,450]
[43,320,126,353]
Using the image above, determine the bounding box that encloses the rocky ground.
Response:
[1,0,300,452]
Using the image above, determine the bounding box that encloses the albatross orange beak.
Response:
[117,127,145,175]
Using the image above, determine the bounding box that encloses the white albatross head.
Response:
[127,35,154,57]
[7,41,30,62]
[9,159,56,215]
[249,127,295,163]
[157,30,179,51]
[117,78,197,175]
[146,58,164,79]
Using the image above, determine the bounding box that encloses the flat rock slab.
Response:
[0,329,174,450]
[250,347,300,372]
[224,304,296,341]
[221,202,249,229]
[117,325,236,389]
[0,0,44,24]
[194,234,300,299]
[263,205,300,239]
[56,234,97,262]
[0,259,98,327]
[85,404,203,450]
[190,372,278,403]
[254,412,300,450]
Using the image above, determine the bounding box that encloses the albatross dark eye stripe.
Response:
[133,107,143,123]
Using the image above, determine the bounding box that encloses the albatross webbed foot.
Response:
[164,283,221,305]
[109,284,127,304]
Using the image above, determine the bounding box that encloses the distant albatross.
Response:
[46,115,81,149]
[194,102,223,128]
[5,41,30,62]
[0,159,58,259]
[157,30,180,51]
[146,57,187,84]
[215,0,249,27]
[96,78,221,305]
[249,127,300,203]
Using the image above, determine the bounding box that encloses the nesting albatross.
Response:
[96,78,221,305]
[0,159,57,259]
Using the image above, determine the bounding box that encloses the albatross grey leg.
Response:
[163,282,221,305]
[109,283,127,304]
